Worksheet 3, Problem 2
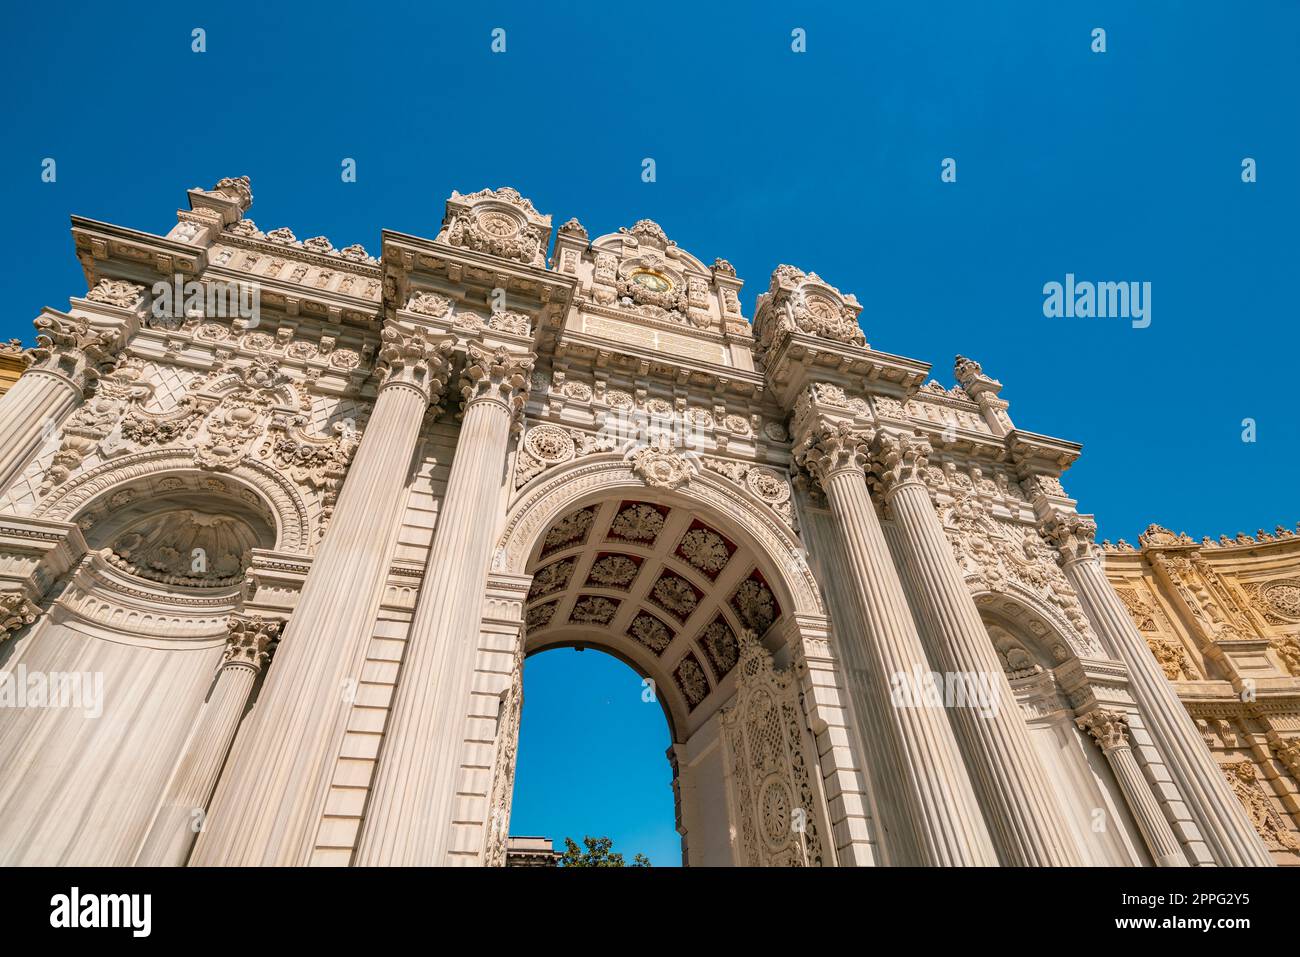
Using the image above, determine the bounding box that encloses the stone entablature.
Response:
[1103,523,1300,862]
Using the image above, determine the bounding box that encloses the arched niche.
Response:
[32,449,312,554]
[975,590,1152,865]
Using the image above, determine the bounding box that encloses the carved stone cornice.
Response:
[222,614,283,673]
[792,422,872,489]
[375,325,454,403]
[868,430,933,498]
[459,344,534,429]
[379,226,576,336]
[1076,708,1131,752]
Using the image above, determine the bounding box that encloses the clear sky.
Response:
[3,3,1296,864]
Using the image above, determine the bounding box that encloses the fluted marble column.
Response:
[0,314,119,495]
[1077,709,1187,866]
[869,431,1080,865]
[136,615,282,866]
[796,423,996,866]
[1046,512,1273,867]
[355,344,532,866]
[190,327,453,866]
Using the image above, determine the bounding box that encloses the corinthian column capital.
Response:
[376,326,455,403]
[1042,510,1100,565]
[458,344,535,430]
[222,614,283,673]
[868,430,933,498]
[1272,738,1300,779]
[792,422,872,488]
[26,312,124,396]
[1077,708,1131,752]
[1,592,40,640]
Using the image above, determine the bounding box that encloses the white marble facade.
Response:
[0,179,1275,866]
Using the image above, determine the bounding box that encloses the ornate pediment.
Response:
[752,264,866,358]
[556,219,745,345]
[434,186,552,268]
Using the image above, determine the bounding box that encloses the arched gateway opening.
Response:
[491,467,840,866]
[511,647,677,864]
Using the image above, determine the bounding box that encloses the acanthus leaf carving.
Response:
[223,613,283,673]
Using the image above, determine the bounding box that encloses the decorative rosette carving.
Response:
[628,434,694,489]
[407,291,453,318]
[85,278,147,309]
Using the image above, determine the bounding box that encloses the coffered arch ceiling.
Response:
[523,498,784,735]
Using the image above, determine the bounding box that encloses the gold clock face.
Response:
[630,270,672,293]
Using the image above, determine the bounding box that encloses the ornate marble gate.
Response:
[0,178,1284,866]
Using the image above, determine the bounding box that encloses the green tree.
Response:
[558,835,651,867]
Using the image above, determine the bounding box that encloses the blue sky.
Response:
[3,3,1296,863]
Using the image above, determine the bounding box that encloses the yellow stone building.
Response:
[1104,525,1300,863]
[0,341,25,398]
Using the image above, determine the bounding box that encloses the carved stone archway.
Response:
[32,448,313,554]
[497,456,823,618]
[485,458,840,866]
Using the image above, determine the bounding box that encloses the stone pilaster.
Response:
[135,615,282,866]
[0,311,124,496]
[869,430,1080,865]
[1076,709,1187,866]
[355,343,533,866]
[190,327,453,865]
[794,422,996,865]
[1044,510,1274,866]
